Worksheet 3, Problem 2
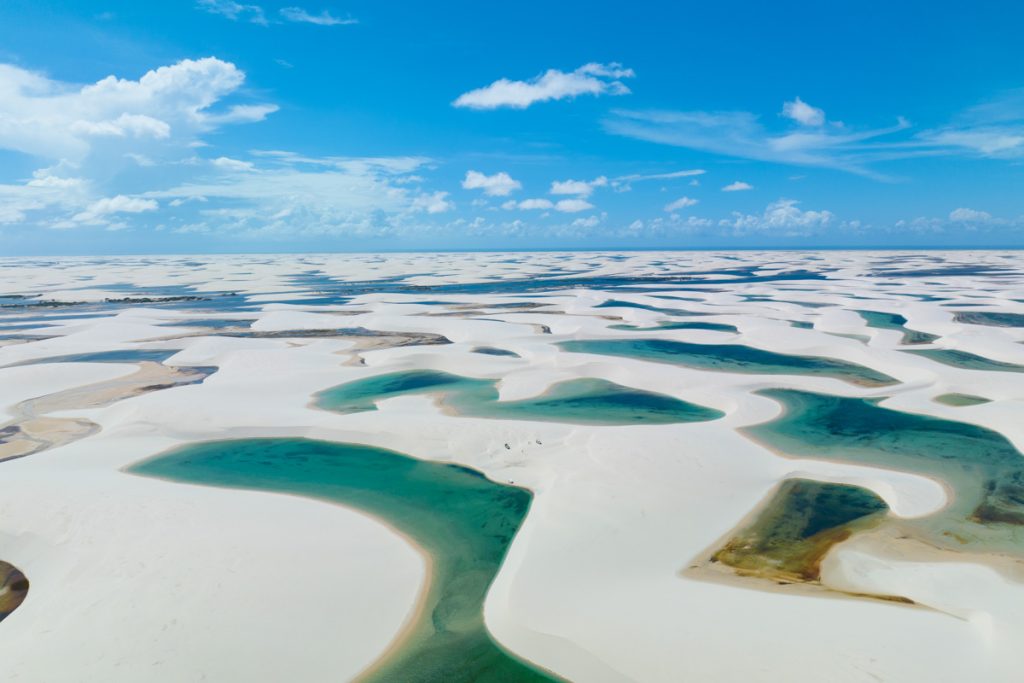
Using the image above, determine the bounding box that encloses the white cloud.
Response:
[949,207,993,222]
[125,153,155,166]
[571,215,601,228]
[461,170,521,196]
[502,198,568,211]
[411,191,454,214]
[722,181,753,192]
[0,169,89,225]
[280,7,357,25]
[721,198,832,235]
[606,108,908,178]
[610,168,705,191]
[453,63,634,110]
[554,198,594,213]
[72,195,158,224]
[196,0,267,25]
[664,196,698,211]
[145,154,460,237]
[915,90,1024,159]
[212,156,255,171]
[610,89,1024,177]
[69,113,171,138]
[782,97,825,126]
[550,176,607,197]
[517,198,555,210]
[0,57,277,161]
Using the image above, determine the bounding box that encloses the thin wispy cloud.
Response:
[279,7,357,26]
[610,168,705,191]
[198,1,356,27]
[453,63,634,110]
[916,89,1024,158]
[196,0,267,25]
[604,106,910,178]
[606,90,1024,180]
[71,195,158,225]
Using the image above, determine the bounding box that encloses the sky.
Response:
[1,0,1023,254]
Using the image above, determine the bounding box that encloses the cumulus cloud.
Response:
[664,196,698,211]
[782,97,825,126]
[453,63,634,110]
[515,198,554,210]
[0,57,277,161]
[461,170,521,196]
[280,7,357,25]
[0,168,89,225]
[720,198,832,235]
[550,176,607,197]
[411,191,454,214]
[500,197,594,212]
[571,215,601,228]
[722,181,753,191]
[895,207,1022,234]
[554,198,594,213]
[144,154,460,237]
[949,207,993,222]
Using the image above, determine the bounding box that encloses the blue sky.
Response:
[1,0,1023,254]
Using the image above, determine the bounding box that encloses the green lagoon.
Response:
[316,369,723,424]
[129,438,555,682]
[904,348,1024,373]
[559,339,897,387]
[745,390,1024,552]
[857,310,939,345]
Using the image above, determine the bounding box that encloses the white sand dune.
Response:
[0,251,1022,682]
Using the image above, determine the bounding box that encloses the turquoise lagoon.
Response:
[856,310,939,345]
[559,339,897,387]
[745,390,1024,551]
[316,369,724,424]
[129,438,555,682]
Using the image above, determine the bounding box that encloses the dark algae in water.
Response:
[709,479,889,583]
[903,348,1024,374]
[0,561,29,622]
[128,438,556,682]
[934,393,991,407]
[953,311,1024,328]
[745,390,1024,553]
[316,369,723,425]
